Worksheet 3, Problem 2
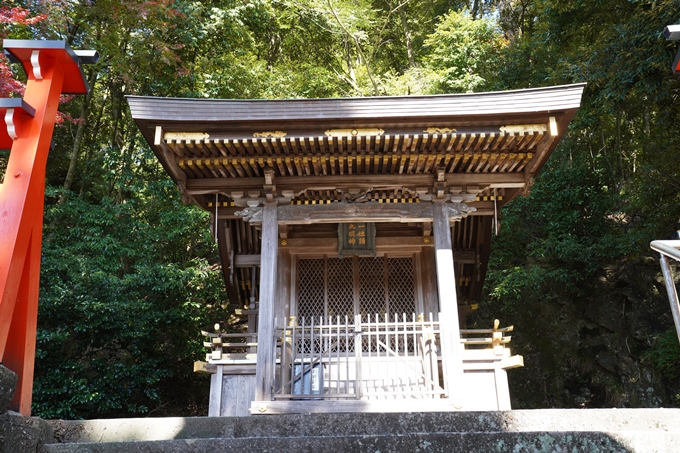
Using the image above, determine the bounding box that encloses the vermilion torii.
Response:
[664,24,680,72]
[0,40,97,416]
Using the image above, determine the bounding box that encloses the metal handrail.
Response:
[650,240,680,343]
[650,240,680,260]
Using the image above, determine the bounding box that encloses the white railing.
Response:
[200,316,520,406]
[274,313,446,400]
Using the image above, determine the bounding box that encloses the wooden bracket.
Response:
[422,222,432,237]
[0,99,35,149]
[434,165,447,199]
[521,173,535,196]
[264,167,276,202]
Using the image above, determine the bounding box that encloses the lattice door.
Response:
[358,257,386,321]
[386,257,415,317]
[297,256,416,321]
[297,258,324,320]
[327,258,354,318]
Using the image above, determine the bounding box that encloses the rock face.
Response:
[0,365,17,415]
[469,257,680,409]
[0,365,53,453]
[0,411,53,453]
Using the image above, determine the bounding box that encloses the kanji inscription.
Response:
[338,222,376,257]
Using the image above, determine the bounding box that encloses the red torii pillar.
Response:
[0,40,96,416]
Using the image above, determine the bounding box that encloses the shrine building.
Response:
[128,84,584,416]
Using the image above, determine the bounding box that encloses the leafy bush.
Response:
[34,183,227,419]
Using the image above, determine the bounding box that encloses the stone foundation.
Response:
[0,365,52,453]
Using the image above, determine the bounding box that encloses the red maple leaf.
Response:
[1,6,80,124]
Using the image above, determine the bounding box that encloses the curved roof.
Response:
[128,84,585,308]
[128,83,585,122]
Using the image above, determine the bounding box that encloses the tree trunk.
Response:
[78,91,108,196]
[472,0,481,19]
[60,69,98,202]
[616,110,624,183]
[399,7,415,67]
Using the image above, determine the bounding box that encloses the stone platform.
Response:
[41,409,680,453]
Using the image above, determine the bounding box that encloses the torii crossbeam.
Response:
[0,40,96,416]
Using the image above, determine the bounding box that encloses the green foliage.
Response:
[646,329,680,380]
[477,0,680,407]
[424,10,505,93]
[34,183,227,419]
[484,150,640,324]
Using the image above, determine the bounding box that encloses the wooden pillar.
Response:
[432,201,465,403]
[208,364,224,416]
[420,247,438,317]
[254,203,278,401]
[494,366,511,410]
[275,249,291,325]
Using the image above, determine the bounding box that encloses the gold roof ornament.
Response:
[253,131,287,138]
[324,128,384,137]
[163,132,210,142]
[499,124,547,134]
[424,127,456,134]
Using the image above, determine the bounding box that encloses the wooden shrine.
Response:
[128,84,584,415]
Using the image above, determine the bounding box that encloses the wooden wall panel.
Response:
[221,374,256,417]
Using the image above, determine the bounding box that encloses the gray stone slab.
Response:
[47,409,680,443]
[0,366,17,415]
[42,431,680,453]
[0,411,53,453]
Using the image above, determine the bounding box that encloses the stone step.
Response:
[43,409,680,453]
[43,431,680,453]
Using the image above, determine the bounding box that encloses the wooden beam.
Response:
[218,221,241,307]
[433,200,465,404]
[452,250,475,264]
[254,203,278,402]
[234,254,261,267]
[283,237,426,253]
[218,203,497,219]
[236,202,475,225]
[186,173,527,194]
[277,237,477,260]
[193,361,216,374]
